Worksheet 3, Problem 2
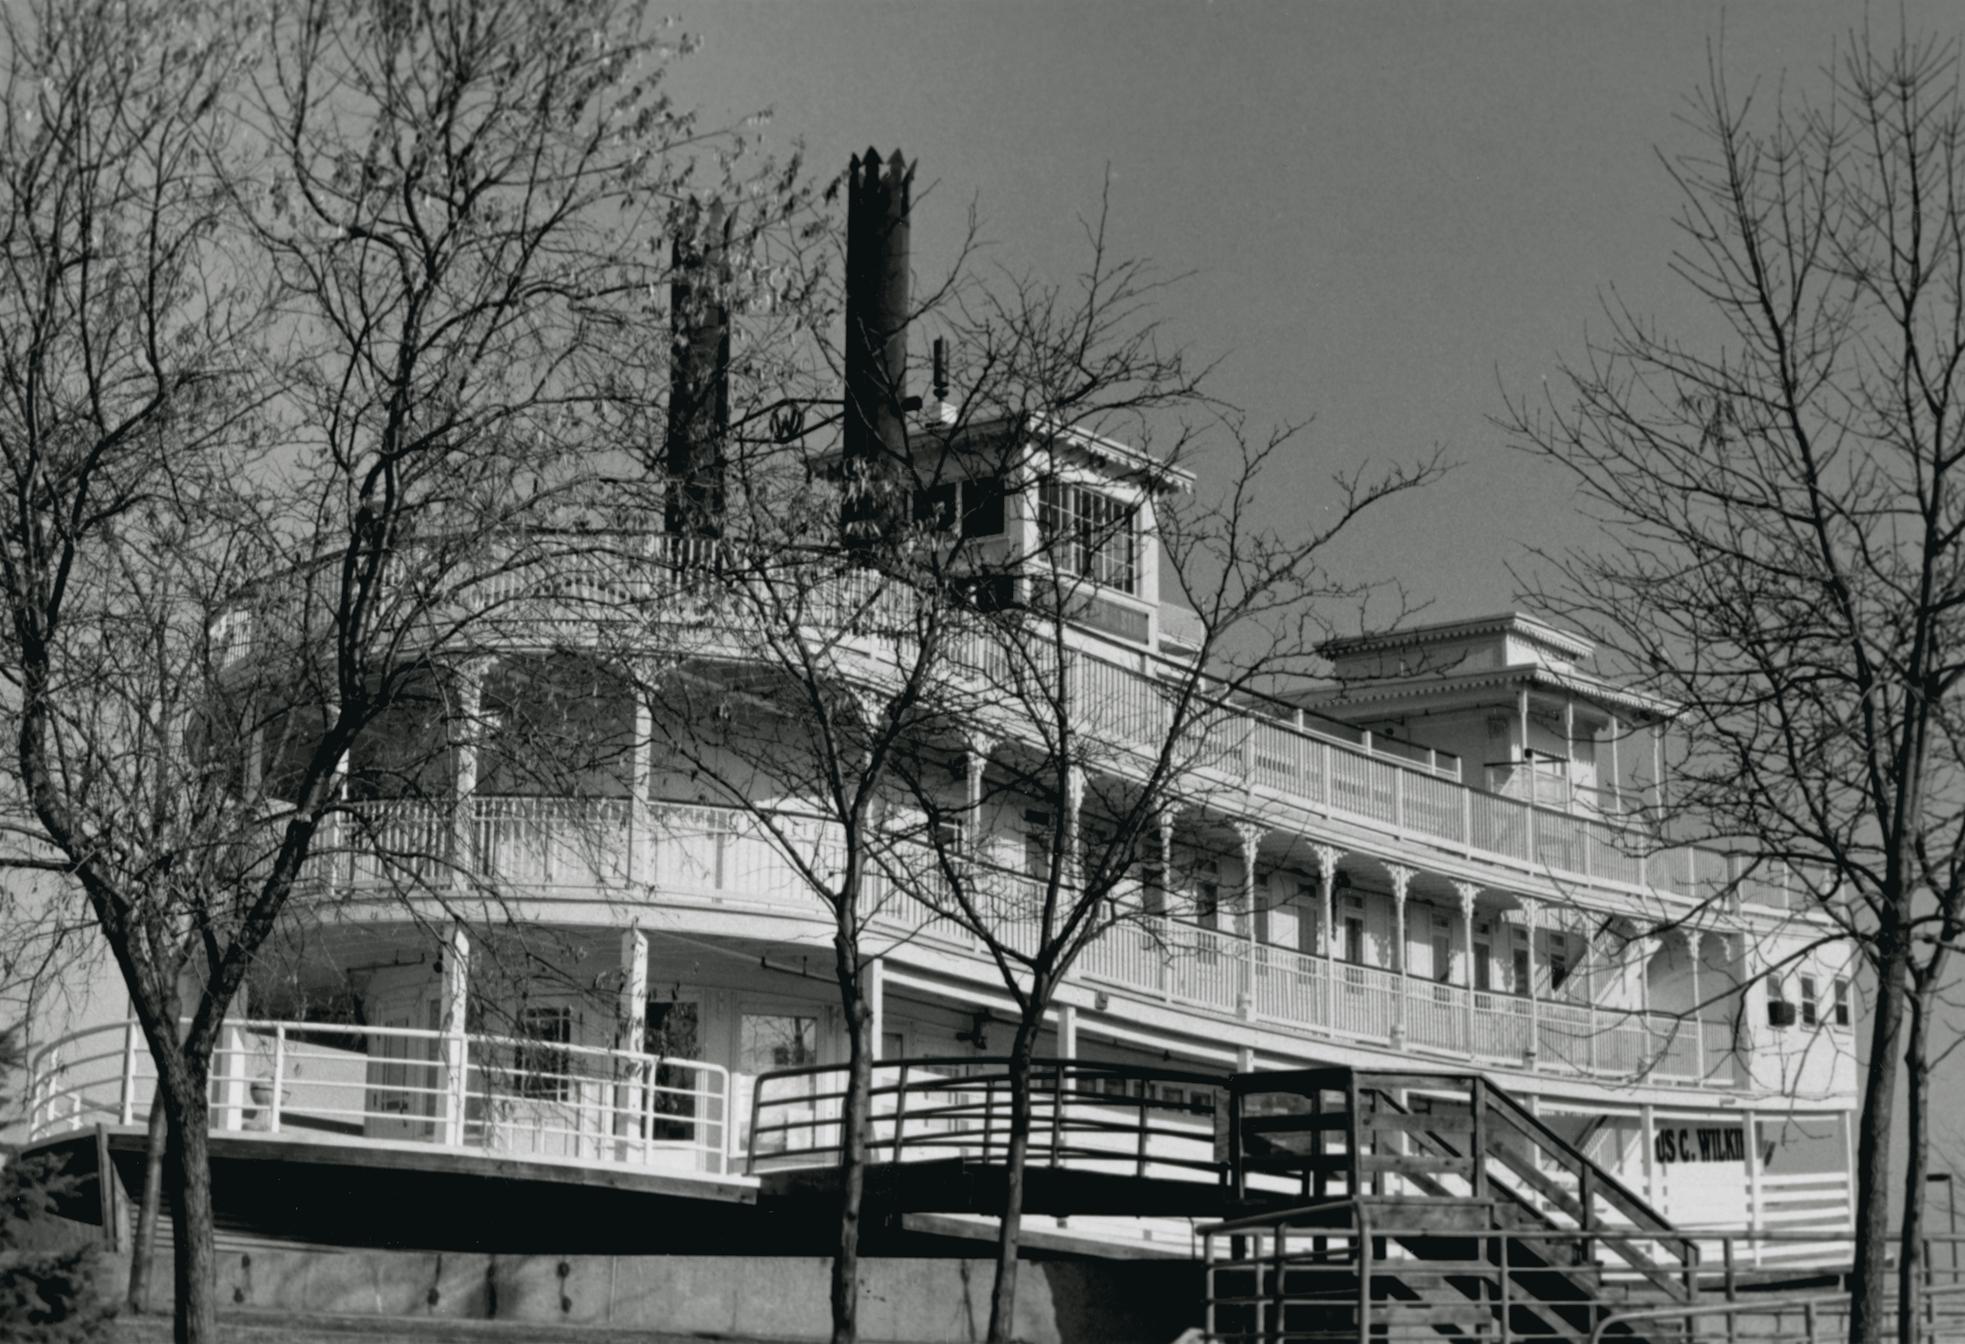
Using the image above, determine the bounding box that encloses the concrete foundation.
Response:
[124,1244,1204,1344]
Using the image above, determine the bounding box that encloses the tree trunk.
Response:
[1852,937,1909,1344]
[162,1077,217,1344]
[1898,986,1934,1344]
[830,961,873,1344]
[126,1101,169,1312]
[986,1017,1042,1344]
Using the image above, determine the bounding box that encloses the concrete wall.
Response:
[129,1244,1203,1344]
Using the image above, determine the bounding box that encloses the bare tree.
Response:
[1503,29,1965,1342]
[0,0,787,1338]
[886,303,1438,1337]
[608,503,981,1344]
[600,173,1440,1342]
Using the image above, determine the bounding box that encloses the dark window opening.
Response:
[645,1000,701,1140]
[516,1005,572,1101]
[1549,939,1571,993]
[913,474,1008,539]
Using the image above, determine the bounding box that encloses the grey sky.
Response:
[674,1,1956,620]
[671,0,1965,1189]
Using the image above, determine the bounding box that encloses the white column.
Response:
[1744,1105,1763,1265]
[965,738,991,862]
[1386,864,1414,1047]
[1844,1110,1859,1234]
[629,692,653,885]
[1687,928,1706,1080]
[439,923,471,1146]
[451,657,492,875]
[1571,907,1596,1071]
[1563,696,1576,808]
[1640,1104,1658,1208]
[1652,723,1667,814]
[1062,765,1085,893]
[1315,845,1343,1030]
[1454,881,1480,1054]
[1731,931,1757,1089]
[1518,897,1541,1065]
[1236,823,1264,938]
[1152,811,1174,916]
[218,981,251,1132]
[1607,713,1622,810]
[1155,813,1175,1002]
[1236,822,1264,1021]
[868,956,887,1060]
[1057,1002,1079,1061]
[616,927,650,1155]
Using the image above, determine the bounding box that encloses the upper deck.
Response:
[216,540,1821,930]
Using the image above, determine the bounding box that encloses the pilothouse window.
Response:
[913,474,1007,539]
[1038,482,1138,593]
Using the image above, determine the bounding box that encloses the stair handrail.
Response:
[1350,1069,1687,1245]
[1478,1077,1693,1253]
[1588,1281,1965,1344]
[1198,1192,1385,1238]
[1352,1072,1699,1297]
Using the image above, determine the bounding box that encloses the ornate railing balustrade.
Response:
[25,1018,732,1176]
[220,537,1818,921]
[300,796,1773,1092]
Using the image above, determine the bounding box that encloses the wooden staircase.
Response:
[1204,1068,1701,1342]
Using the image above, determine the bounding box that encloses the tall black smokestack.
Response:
[666,198,733,539]
[841,148,914,545]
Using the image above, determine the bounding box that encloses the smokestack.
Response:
[841,147,914,545]
[666,198,734,540]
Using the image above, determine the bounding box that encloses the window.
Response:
[741,1011,819,1156]
[740,1013,818,1076]
[913,474,1007,538]
[1512,945,1530,997]
[1022,812,1052,881]
[1767,977,1795,1028]
[1297,880,1320,957]
[1432,916,1452,985]
[1833,979,1852,1027]
[1196,861,1221,931]
[1800,975,1819,1027]
[1038,482,1138,593]
[1343,899,1366,966]
[645,1000,701,1140]
[963,475,1006,537]
[1548,934,1571,993]
[515,1005,572,1101]
[933,814,968,854]
[1473,924,1493,992]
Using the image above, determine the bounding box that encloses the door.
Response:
[645,999,704,1146]
[365,1009,426,1140]
[736,1010,820,1159]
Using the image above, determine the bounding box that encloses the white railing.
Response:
[234,541,1817,921]
[304,793,1769,1094]
[25,1018,732,1176]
